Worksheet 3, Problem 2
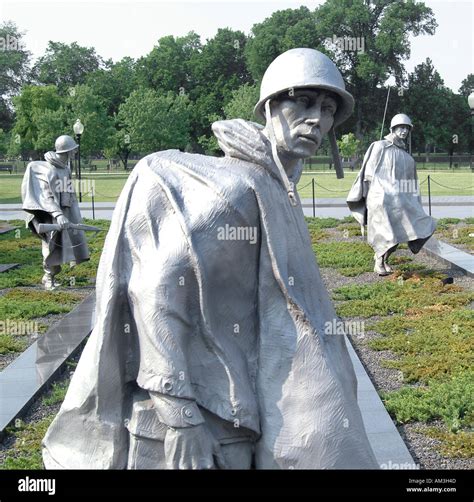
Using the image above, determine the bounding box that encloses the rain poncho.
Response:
[21,151,89,266]
[43,119,378,469]
[347,133,436,257]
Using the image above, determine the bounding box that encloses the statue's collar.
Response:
[384,132,407,150]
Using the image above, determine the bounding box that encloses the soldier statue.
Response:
[21,135,89,289]
[347,114,436,275]
[43,49,378,470]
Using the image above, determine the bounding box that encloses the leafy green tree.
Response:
[137,32,201,94]
[402,59,469,155]
[458,74,474,98]
[189,28,252,148]
[33,41,103,92]
[0,21,31,129]
[64,85,115,156]
[9,85,63,157]
[313,0,437,138]
[86,57,139,116]
[0,129,10,156]
[337,132,360,159]
[104,128,133,171]
[224,83,261,122]
[117,88,191,154]
[244,7,322,82]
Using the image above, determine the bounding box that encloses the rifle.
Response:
[37,223,102,234]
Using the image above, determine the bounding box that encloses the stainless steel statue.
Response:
[42,49,378,469]
[21,135,89,289]
[347,114,436,275]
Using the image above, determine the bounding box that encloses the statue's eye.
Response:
[296,96,310,107]
[322,103,336,115]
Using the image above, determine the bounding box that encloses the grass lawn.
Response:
[305,217,474,461]
[1,169,473,203]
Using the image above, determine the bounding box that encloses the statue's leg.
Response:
[220,441,254,469]
[374,253,389,276]
[383,244,399,273]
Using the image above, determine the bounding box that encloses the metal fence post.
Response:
[427,175,431,216]
[91,186,96,220]
[312,178,316,217]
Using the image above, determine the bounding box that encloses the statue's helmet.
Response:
[254,48,354,127]
[390,113,413,130]
[55,135,79,154]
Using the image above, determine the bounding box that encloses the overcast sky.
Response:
[0,0,472,92]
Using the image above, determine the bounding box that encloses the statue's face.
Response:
[393,125,410,140]
[267,89,337,159]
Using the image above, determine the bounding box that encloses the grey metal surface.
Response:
[0,294,95,436]
[422,236,474,277]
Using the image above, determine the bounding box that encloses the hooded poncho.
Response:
[21,151,89,266]
[347,133,436,257]
[42,119,378,469]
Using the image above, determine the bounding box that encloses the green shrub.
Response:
[381,371,474,432]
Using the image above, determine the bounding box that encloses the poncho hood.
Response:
[44,151,69,169]
[212,119,304,186]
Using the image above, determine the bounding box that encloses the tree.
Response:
[459,74,474,98]
[117,88,191,154]
[313,0,437,138]
[33,41,103,92]
[189,28,252,147]
[87,57,139,116]
[402,59,469,155]
[0,21,31,129]
[337,132,360,159]
[9,85,63,157]
[64,85,115,156]
[104,128,133,171]
[224,83,261,122]
[136,32,201,94]
[244,7,322,82]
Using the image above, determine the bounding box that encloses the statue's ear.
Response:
[328,127,344,179]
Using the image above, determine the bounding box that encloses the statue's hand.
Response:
[56,214,70,229]
[164,423,227,469]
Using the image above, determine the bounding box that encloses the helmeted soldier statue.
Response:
[43,49,379,470]
[347,114,436,275]
[21,135,89,289]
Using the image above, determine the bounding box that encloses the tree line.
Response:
[0,1,472,169]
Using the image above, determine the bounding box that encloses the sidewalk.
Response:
[0,197,473,221]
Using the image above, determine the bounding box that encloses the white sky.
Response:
[0,0,472,92]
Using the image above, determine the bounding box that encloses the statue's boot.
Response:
[374,254,389,276]
[42,273,57,291]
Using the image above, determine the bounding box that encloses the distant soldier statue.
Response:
[21,135,89,289]
[347,114,436,275]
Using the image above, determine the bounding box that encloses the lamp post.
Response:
[468,92,474,170]
[73,119,84,202]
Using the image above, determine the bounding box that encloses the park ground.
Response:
[1,167,473,204]
[0,216,472,469]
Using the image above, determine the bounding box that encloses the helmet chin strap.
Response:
[265,100,298,207]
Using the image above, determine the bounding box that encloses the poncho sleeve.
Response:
[124,171,200,402]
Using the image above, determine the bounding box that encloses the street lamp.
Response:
[468,92,474,170]
[73,119,84,202]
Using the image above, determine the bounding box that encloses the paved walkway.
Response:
[0,197,473,221]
